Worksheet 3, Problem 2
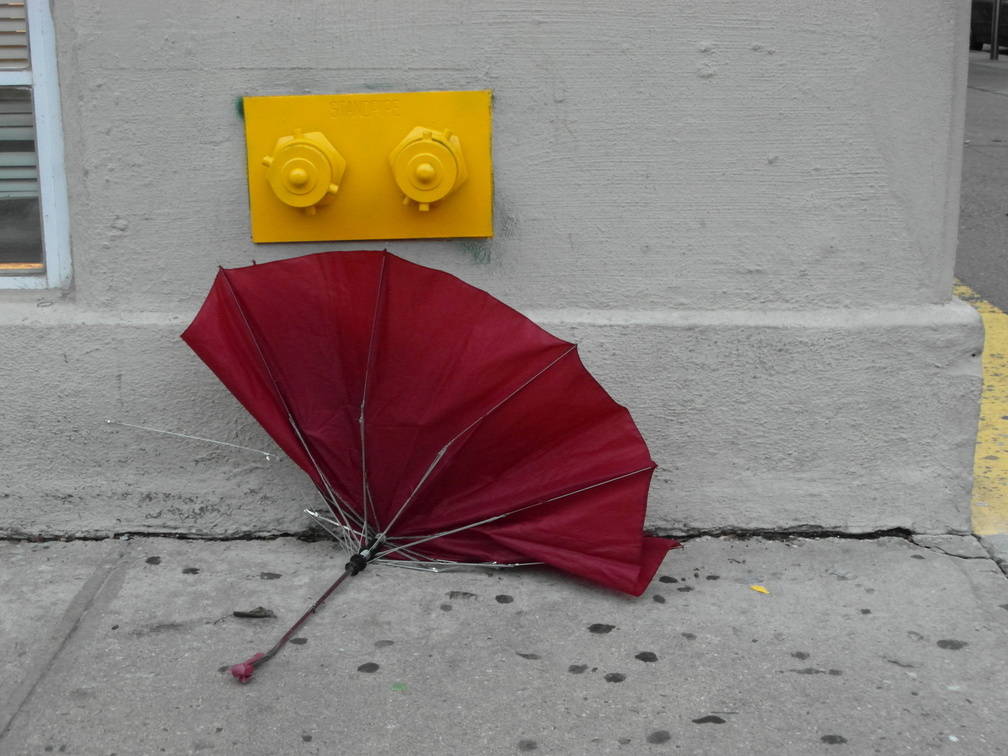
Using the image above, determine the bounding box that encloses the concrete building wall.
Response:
[0,1,982,537]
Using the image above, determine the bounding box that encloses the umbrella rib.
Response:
[218,271,354,521]
[375,464,654,560]
[377,343,580,539]
[304,508,373,554]
[357,252,388,552]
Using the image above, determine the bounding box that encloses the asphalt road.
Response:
[957,52,1008,307]
[957,52,1008,537]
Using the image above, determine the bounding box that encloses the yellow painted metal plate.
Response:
[243,91,492,242]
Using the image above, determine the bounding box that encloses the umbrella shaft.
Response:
[258,565,354,665]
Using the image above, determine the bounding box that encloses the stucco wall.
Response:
[0,1,981,537]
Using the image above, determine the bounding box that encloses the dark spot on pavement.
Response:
[301,735,312,742]
[821,735,848,744]
[568,664,588,674]
[792,651,810,660]
[604,672,626,682]
[145,556,161,565]
[937,639,968,650]
[681,632,696,640]
[447,591,477,600]
[647,731,672,744]
[374,640,394,648]
[589,623,615,634]
[111,624,118,630]
[290,637,307,646]
[517,652,541,660]
[791,668,842,675]
[357,662,379,673]
[677,586,694,592]
[659,576,677,583]
[860,609,871,615]
[692,715,726,724]
[1000,603,1008,611]
[517,740,538,752]
[635,651,658,662]
[911,554,925,560]
[132,622,185,636]
[653,594,666,603]
[440,603,452,611]
[259,572,281,580]
[182,567,199,575]
[495,594,513,604]
[706,574,720,580]
[885,659,914,668]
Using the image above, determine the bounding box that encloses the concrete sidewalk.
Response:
[2,535,1006,755]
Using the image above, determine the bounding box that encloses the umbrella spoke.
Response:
[376,465,654,560]
[219,270,356,520]
[378,344,579,537]
[357,252,388,551]
[304,509,368,554]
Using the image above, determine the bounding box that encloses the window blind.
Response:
[0,2,28,71]
[0,89,36,198]
[0,3,34,200]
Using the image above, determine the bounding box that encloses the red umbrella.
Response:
[182,250,678,682]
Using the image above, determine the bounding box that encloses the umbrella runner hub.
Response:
[346,535,385,575]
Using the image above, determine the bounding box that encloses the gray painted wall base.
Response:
[2,298,982,538]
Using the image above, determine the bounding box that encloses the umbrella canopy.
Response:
[182,250,677,679]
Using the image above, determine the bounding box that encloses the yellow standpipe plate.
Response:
[243,91,492,242]
[955,281,1008,536]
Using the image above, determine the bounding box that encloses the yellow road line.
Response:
[955,281,1008,536]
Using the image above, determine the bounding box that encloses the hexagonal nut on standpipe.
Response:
[389,127,468,212]
[261,129,347,215]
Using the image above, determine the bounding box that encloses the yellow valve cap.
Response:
[390,126,468,209]
[263,130,346,212]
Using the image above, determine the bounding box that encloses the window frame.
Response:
[0,0,70,290]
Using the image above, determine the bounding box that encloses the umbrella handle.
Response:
[227,563,355,684]
[227,537,384,683]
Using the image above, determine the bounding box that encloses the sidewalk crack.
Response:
[0,543,130,744]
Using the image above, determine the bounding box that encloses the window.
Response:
[0,1,69,289]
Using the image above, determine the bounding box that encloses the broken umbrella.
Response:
[181,250,678,682]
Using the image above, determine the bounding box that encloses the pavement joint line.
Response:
[0,542,130,744]
[2,526,924,545]
[4,531,1005,570]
